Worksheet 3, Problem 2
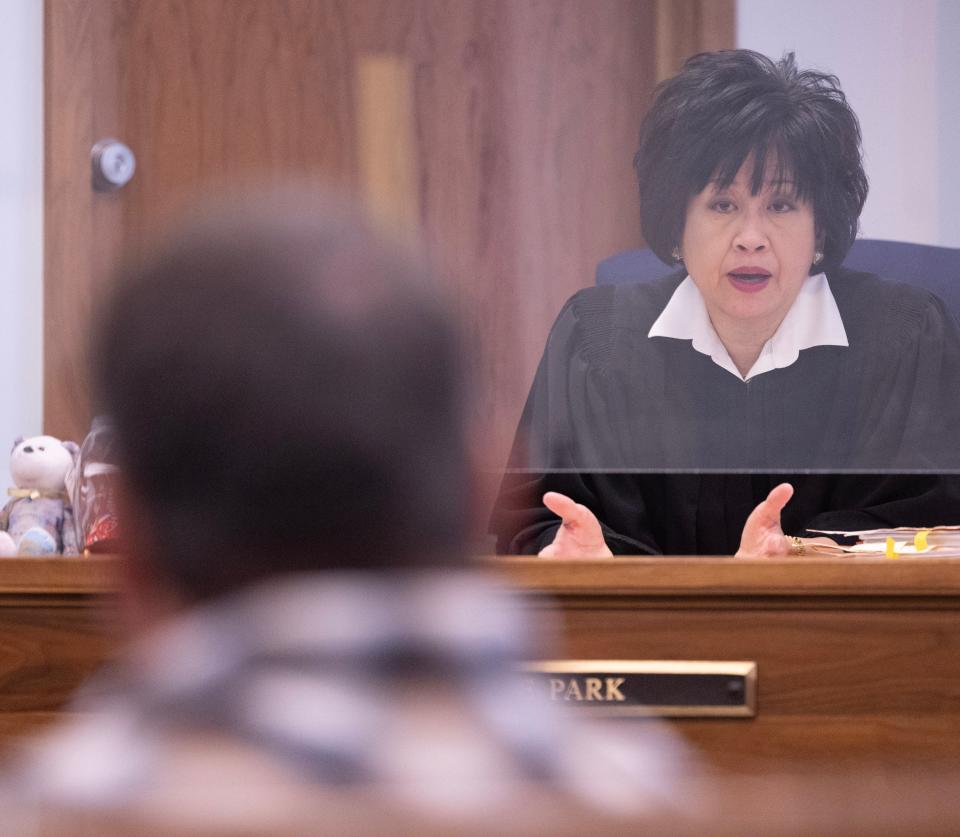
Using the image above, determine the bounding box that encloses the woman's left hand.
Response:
[736,483,837,557]
[736,482,795,557]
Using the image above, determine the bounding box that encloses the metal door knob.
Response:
[91,139,136,191]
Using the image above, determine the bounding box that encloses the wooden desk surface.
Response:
[0,556,119,595]
[491,554,960,596]
[2,555,960,772]
[492,556,960,771]
[0,557,118,739]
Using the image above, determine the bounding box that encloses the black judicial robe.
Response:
[491,269,960,555]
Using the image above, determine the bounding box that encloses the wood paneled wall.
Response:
[45,1,127,449]
[45,1,731,476]
[655,0,736,81]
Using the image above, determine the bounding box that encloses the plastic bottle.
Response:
[68,415,120,553]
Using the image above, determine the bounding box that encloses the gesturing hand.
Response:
[736,482,794,557]
[538,492,613,558]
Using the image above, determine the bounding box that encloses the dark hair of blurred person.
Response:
[2,196,689,834]
[95,203,471,603]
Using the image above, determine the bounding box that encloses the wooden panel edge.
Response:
[486,555,960,596]
[0,556,118,594]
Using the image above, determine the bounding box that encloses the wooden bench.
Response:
[4,555,960,773]
[494,556,960,771]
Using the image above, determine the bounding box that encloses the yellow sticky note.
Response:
[885,536,898,559]
[915,529,931,552]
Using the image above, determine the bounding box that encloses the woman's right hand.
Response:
[538,492,613,558]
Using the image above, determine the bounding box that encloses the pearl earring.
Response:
[813,250,824,266]
[671,246,683,264]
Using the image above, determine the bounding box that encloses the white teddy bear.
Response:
[0,435,79,556]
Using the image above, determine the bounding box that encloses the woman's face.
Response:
[681,160,816,337]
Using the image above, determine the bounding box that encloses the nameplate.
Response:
[524,660,756,717]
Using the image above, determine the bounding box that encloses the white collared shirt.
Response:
[647,273,848,381]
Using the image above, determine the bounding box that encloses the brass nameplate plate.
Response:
[524,660,756,718]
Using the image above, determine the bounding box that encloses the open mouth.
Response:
[728,270,771,293]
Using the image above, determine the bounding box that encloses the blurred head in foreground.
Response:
[7,195,689,833]
[94,197,471,606]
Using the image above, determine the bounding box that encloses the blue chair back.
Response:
[596,239,960,315]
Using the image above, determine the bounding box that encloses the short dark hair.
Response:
[634,49,869,273]
[94,199,471,601]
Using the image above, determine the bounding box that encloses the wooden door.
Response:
[45,0,730,482]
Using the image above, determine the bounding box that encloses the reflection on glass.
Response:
[491,50,960,556]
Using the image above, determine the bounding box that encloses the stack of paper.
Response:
[804,526,960,557]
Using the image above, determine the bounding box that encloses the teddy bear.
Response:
[0,435,80,556]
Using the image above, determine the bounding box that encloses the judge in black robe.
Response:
[491,269,960,555]
[490,50,960,557]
